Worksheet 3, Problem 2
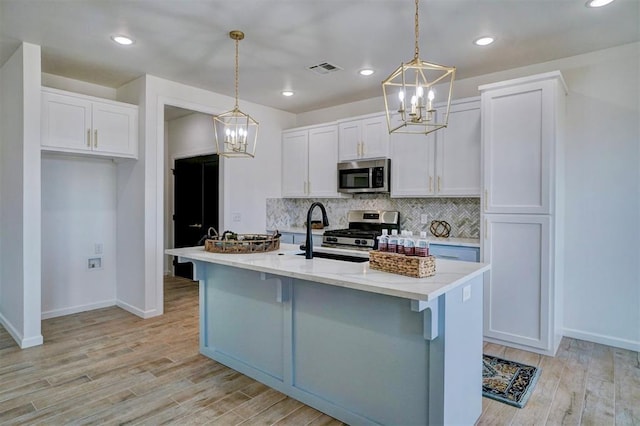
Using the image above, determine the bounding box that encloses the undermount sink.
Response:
[295,251,369,263]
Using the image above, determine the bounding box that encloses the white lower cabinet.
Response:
[482,214,555,353]
[41,87,138,159]
[282,124,342,198]
[390,97,480,197]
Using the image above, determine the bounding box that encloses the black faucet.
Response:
[305,202,329,259]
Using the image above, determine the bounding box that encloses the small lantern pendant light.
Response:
[213,30,259,157]
[382,0,455,136]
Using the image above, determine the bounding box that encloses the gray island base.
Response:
[166,244,490,425]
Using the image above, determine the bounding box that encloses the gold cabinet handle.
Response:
[484,190,488,210]
[94,129,98,148]
[307,181,311,194]
[87,129,91,147]
[437,176,441,192]
[361,141,365,156]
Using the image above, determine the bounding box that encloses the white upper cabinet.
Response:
[390,131,436,197]
[308,125,341,197]
[338,114,389,161]
[282,130,309,197]
[481,76,566,214]
[41,88,138,159]
[390,97,481,198]
[435,99,481,196]
[282,124,342,198]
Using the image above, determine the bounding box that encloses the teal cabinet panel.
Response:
[430,244,480,262]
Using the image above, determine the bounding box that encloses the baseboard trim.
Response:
[563,328,640,352]
[0,312,43,348]
[21,334,44,348]
[483,336,557,356]
[116,300,160,319]
[41,300,116,320]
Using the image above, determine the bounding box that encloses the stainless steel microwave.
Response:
[337,159,390,194]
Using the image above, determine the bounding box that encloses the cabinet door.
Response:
[482,214,551,351]
[361,115,389,159]
[436,100,481,196]
[390,132,435,197]
[308,125,339,197]
[282,130,309,197]
[482,81,554,214]
[338,120,361,161]
[91,102,138,157]
[41,91,92,151]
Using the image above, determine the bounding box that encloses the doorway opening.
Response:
[163,103,224,282]
[173,154,219,279]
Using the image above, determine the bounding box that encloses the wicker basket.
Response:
[204,233,280,254]
[369,251,436,278]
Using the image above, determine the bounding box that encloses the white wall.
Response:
[42,73,117,100]
[114,77,147,317]
[114,74,295,319]
[41,155,117,318]
[0,43,43,348]
[296,43,640,351]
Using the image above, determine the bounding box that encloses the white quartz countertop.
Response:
[267,227,328,236]
[166,243,489,302]
[269,227,480,247]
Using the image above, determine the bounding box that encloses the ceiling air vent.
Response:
[307,62,343,75]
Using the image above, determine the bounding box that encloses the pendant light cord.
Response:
[234,37,239,110]
[414,0,420,60]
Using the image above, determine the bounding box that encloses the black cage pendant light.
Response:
[213,30,259,157]
[382,0,455,136]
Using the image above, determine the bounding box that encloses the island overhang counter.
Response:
[166,244,490,425]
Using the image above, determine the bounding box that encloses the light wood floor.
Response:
[0,276,638,425]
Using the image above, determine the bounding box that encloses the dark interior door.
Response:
[174,154,219,279]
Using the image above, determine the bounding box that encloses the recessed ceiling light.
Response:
[111,35,134,45]
[282,91,294,97]
[474,36,495,46]
[586,0,615,7]
[359,69,375,76]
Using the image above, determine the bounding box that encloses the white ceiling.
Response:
[1,0,638,114]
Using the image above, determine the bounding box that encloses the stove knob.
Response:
[354,239,361,244]
[360,240,367,245]
[326,237,338,243]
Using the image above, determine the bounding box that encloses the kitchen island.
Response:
[166,244,490,425]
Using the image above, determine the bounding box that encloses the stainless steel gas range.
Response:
[322,210,400,251]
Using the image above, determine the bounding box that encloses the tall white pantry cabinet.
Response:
[480,71,567,356]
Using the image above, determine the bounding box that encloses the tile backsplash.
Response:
[266,195,480,239]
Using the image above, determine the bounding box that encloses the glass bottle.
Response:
[416,231,430,257]
[378,229,389,252]
[388,229,399,253]
[404,231,416,256]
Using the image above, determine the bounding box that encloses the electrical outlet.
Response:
[463,285,471,302]
[420,214,429,224]
[88,257,102,269]
[95,243,103,254]
[232,212,241,222]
